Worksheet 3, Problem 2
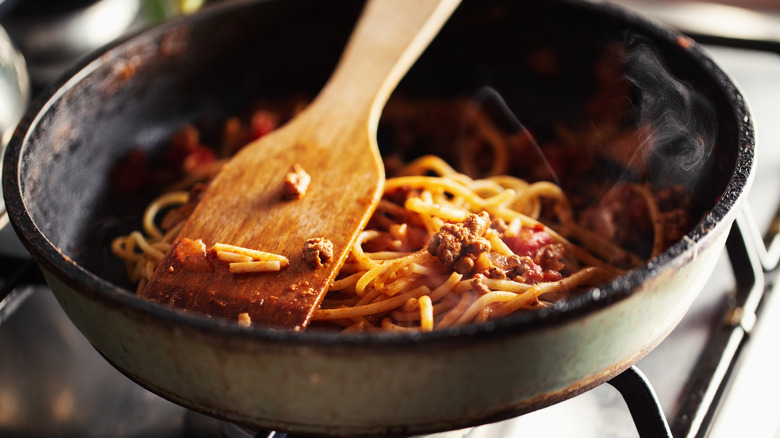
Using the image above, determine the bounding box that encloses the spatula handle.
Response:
[314,0,461,125]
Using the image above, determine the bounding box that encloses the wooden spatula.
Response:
[141,0,461,330]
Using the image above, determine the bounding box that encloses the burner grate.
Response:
[670,208,774,437]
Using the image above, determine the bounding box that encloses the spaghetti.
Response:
[308,155,624,332]
[110,101,694,332]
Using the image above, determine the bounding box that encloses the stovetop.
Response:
[1,2,779,437]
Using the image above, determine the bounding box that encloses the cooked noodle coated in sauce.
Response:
[110,98,695,332]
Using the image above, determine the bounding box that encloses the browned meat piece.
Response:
[282,163,311,200]
[173,237,213,273]
[534,243,566,272]
[303,237,334,268]
[485,253,525,279]
[427,212,491,275]
[490,217,509,234]
[471,273,491,295]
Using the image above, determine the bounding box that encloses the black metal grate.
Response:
[612,204,778,438]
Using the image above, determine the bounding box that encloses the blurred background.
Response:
[0,0,208,92]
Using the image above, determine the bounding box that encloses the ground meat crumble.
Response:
[303,237,333,268]
[428,212,566,284]
[427,211,491,275]
[282,163,311,200]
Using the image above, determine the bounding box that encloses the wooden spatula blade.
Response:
[142,124,384,329]
[142,0,461,330]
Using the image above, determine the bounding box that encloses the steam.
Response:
[623,34,717,186]
[459,86,561,185]
[454,35,716,195]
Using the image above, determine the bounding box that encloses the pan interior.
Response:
[13,0,743,333]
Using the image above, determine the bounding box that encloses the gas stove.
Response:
[0,1,779,437]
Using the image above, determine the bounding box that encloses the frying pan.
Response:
[1,0,755,436]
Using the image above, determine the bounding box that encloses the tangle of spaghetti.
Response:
[111,100,691,332]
